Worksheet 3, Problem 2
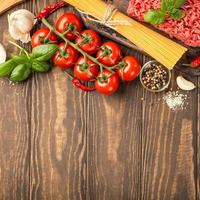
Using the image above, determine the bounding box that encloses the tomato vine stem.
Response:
[42,18,117,73]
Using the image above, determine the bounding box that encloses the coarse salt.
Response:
[163,91,188,111]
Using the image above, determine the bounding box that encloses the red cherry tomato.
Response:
[74,56,99,81]
[75,29,101,55]
[53,43,78,69]
[55,13,83,40]
[31,28,57,48]
[95,70,119,95]
[96,41,122,67]
[116,56,141,81]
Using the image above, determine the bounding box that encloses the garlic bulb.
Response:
[8,9,36,43]
[0,43,6,64]
[176,76,196,91]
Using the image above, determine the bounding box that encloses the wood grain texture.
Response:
[29,1,87,200]
[0,81,31,200]
[0,0,199,200]
[0,3,31,200]
[86,49,143,200]
[141,67,198,200]
[30,68,87,200]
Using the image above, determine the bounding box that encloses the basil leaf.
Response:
[0,59,16,77]
[165,0,174,10]
[12,54,29,64]
[165,0,185,12]
[144,9,166,25]
[161,0,167,12]
[10,64,31,82]
[32,44,58,62]
[172,0,185,9]
[32,60,50,72]
[169,9,185,20]
[145,0,186,25]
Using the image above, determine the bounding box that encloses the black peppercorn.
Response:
[141,63,169,91]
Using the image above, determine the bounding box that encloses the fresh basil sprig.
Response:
[0,44,58,82]
[32,44,58,61]
[0,60,16,77]
[10,64,32,82]
[32,60,50,72]
[144,0,185,25]
[12,54,29,64]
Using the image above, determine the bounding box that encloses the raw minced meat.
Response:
[127,0,200,47]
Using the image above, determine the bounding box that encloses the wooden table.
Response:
[0,0,199,199]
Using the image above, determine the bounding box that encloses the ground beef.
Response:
[127,0,200,47]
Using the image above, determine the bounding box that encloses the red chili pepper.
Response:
[36,2,66,21]
[71,78,96,91]
[183,56,200,68]
[191,56,200,68]
[63,70,96,91]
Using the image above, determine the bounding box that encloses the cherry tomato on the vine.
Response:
[116,56,141,81]
[55,13,83,40]
[53,43,78,69]
[95,70,119,95]
[74,56,99,81]
[31,28,58,48]
[75,29,101,55]
[96,41,122,67]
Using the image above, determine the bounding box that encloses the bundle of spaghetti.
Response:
[64,0,187,69]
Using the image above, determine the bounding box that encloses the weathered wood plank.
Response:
[29,1,87,199]
[0,3,31,200]
[0,0,199,200]
[29,68,87,200]
[86,49,143,200]
[0,81,31,200]
[141,67,198,200]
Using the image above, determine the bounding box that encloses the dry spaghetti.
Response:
[64,0,187,70]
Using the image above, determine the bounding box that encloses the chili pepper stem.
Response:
[63,70,96,91]
[182,64,192,67]
[9,41,30,59]
[42,18,115,73]
[62,70,73,79]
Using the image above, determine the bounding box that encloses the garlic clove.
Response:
[8,20,22,40]
[15,15,34,33]
[8,9,35,43]
[176,76,196,91]
[9,9,35,22]
[8,21,31,43]
[0,43,6,64]
[19,33,31,43]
